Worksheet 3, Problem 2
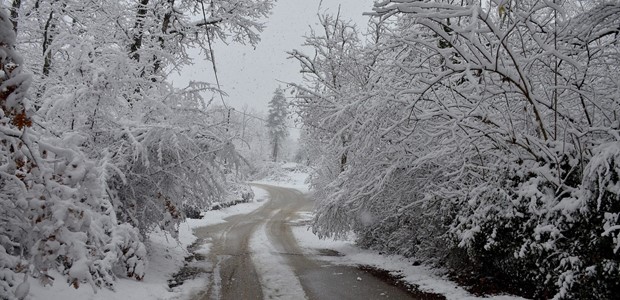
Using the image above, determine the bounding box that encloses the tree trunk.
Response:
[153,0,175,76]
[129,0,150,62]
[272,138,278,162]
[42,10,55,77]
[10,0,21,32]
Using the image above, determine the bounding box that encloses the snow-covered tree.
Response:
[4,0,274,240]
[292,1,620,298]
[0,9,145,298]
[266,87,289,162]
[288,12,374,199]
[229,106,272,168]
[1,0,275,295]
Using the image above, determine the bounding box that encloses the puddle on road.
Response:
[316,248,344,257]
[169,266,208,288]
[358,265,446,300]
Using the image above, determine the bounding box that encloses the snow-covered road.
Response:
[190,184,418,300]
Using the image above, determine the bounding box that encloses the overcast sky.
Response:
[171,0,375,112]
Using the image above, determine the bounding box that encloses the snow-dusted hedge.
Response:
[454,141,620,298]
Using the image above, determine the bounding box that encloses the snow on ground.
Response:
[290,214,526,300]
[259,163,526,300]
[249,216,307,300]
[251,162,310,192]
[179,187,270,246]
[28,186,269,300]
[27,162,524,300]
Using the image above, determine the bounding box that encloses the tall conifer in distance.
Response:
[266,87,288,162]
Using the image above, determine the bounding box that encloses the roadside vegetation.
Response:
[290,1,620,298]
[0,1,273,298]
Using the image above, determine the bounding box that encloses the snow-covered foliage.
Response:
[0,10,145,298]
[2,0,273,296]
[13,0,272,229]
[291,1,620,298]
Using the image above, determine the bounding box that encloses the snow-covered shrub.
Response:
[452,152,570,297]
[568,142,620,298]
[224,181,255,203]
[253,161,310,182]
[454,140,620,298]
[0,10,145,298]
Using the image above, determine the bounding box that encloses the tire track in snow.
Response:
[250,213,307,300]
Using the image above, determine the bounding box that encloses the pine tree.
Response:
[266,88,288,162]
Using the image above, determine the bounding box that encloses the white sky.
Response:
[171,0,375,112]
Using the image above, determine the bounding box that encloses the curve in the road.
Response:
[191,184,420,300]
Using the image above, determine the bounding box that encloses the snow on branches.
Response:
[267,87,289,162]
[292,1,620,298]
[2,0,274,297]
[0,9,145,299]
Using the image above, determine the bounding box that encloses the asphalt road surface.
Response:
[191,184,418,300]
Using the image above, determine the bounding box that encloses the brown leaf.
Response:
[71,278,79,289]
[11,110,32,129]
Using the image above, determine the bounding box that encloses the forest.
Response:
[2,0,620,299]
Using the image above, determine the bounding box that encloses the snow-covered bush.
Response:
[252,161,310,183]
[454,140,620,298]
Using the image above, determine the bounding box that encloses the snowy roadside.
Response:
[250,162,311,193]
[28,187,269,300]
[290,218,526,300]
[256,164,526,300]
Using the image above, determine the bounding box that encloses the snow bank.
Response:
[251,162,311,192]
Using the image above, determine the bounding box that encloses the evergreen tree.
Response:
[266,88,288,162]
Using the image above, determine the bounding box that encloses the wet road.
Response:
[191,184,417,300]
